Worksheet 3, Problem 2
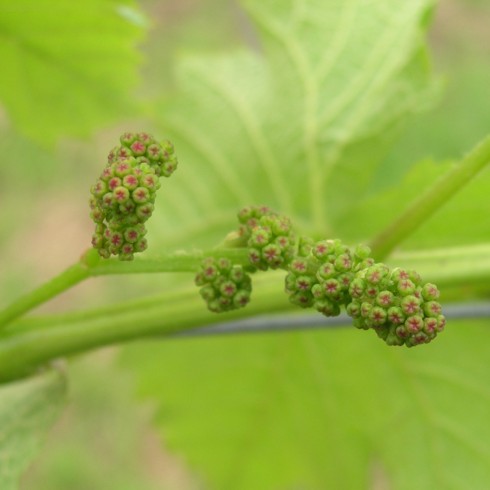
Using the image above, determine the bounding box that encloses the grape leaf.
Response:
[0,0,146,145]
[21,355,191,490]
[336,158,490,249]
[123,319,490,490]
[0,371,66,490]
[118,0,479,487]
[149,0,437,250]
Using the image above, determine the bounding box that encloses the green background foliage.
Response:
[0,0,145,145]
[0,0,489,489]
[0,372,65,490]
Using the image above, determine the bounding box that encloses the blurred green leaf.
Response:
[123,319,490,490]
[150,0,437,250]
[0,371,66,490]
[336,158,490,249]
[0,0,146,145]
[115,1,487,489]
[21,354,192,490]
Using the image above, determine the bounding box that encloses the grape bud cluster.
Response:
[195,257,252,313]
[346,265,445,347]
[237,206,295,271]
[89,132,178,260]
[285,239,373,317]
[195,206,446,347]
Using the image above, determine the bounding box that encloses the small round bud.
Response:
[135,237,148,252]
[315,299,340,317]
[397,278,416,295]
[346,301,361,318]
[130,140,146,156]
[345,261,445,347]
[369,306,387,326]
[401,295,421,316]
[147,143,163,161]
[108,177,122,191]
[120,132,137,146]
[113,186,130,203]
[334,254,352,272]
[220,281,237,298]
[376,291,394,308]
[136,203,154,220]
[115,161,132,177]
[422,283,440,301]
[312,240,333,260]
[132,187,150,204]
[195,257,253,313]
[233,290,251,308]
[354,244,371,259]
[423,301,442,317]
[123,174,139,190]
[317,263,336,280]
[124,227,140,243]
[92,180,107,197]
[387,307,405,325]
[349,278,365,298]
[249,228,271,247]
[295,275,314,291]
[323,278,341,298]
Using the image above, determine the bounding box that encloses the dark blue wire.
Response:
[175,302,490,338]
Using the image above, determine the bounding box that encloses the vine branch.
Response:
[0,248,250,330]
[369,134,490,260]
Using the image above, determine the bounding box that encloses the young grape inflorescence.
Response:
[89,132,178,260]
[88,140,444,348]
[195,205,446,347]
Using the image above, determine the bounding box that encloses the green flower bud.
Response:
[113,186,130,203]
[401,295,421,316]
[422,283,440,301]
[124,227,140,243]
[423,300,442,318]
[323,278,341,298]
[132,187,150,204]
[397,278,416,296]
[295,275,314,291]
[90,133,178,259]
[376,290,394,308]
[135,203,154,220]
[346,301,361,318]
[195,257,252,313]
[345,261,445,347]
[233,290,251,308]
[314,299,340,317]
[369,306,387,327]
[123,174,139,190]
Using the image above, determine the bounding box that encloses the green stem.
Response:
[0,247,250,330]
[0,261,91,330]
[0,273,291,383]
[369,134,490,260]
[1,242,489,383]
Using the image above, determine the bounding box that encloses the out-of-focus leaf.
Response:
[0,371,66,490]
[150,0,437,250]
[123,319,490,490]
[0,0,146,145]
[21,354,195,490]
[336,158,490,249]
[118,1,471,487]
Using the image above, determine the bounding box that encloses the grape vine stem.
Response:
[369,134,490,260]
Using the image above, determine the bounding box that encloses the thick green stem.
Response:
[0,247,250,330]
[1,243,489,383]
[0,273,291,383]
[0,261,91,330]
[369,134,490,260]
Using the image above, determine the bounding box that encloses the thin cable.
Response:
[175,302,490,338]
